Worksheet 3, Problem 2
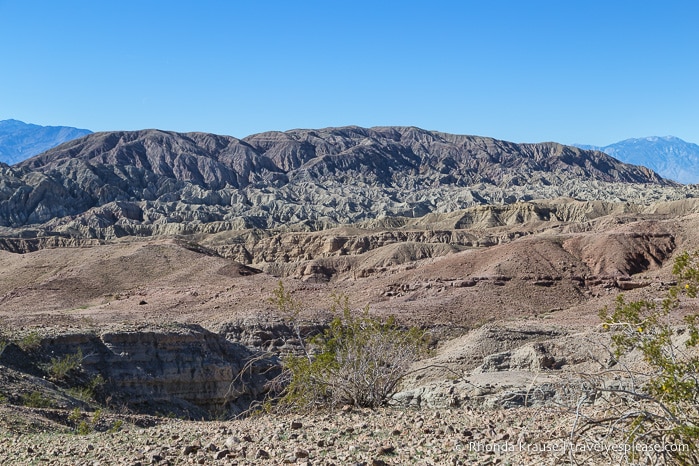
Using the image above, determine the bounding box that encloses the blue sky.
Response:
[1,1,697,145]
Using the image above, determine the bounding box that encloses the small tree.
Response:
[580,250,699,464]
[270,282,428,410]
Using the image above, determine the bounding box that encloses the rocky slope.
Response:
[0,404,611,465]
[0,126,687,239]
[0,119,91,165]
[0,322,680,465]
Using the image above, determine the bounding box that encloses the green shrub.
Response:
[68,374,106,402]
[17,331,41,352]
[593,250,699,464]
[67,407,81,423]
[68,408,102,435]
[68,408,92,435]
[271,282,428,410]
[107,419,124,433]
[66,387,92,402]
[48,349,83,380]
[76,421,91,435]
[91,408,103,425]
[22,391,53,408]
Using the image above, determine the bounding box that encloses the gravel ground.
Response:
[1,404,615,466]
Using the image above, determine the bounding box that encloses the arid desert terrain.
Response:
[2,127,699,464]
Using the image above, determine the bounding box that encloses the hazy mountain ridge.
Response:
[0,119,92,165]
[0,126,689,238]
[576,136,699,184]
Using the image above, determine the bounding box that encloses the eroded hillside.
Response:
[0,126,689,239]
[2,198,698,330]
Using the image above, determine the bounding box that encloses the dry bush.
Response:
[268,281,429,411]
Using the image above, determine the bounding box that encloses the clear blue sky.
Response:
[1,0,697,145]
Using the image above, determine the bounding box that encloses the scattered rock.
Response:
[377,444,395,455]
[182,445,199,455]
[224,437,239,450]
[291,421,303,430]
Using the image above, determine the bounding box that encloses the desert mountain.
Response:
[0,126,685,239]
[0,119,92,165]
[576,136,699,184]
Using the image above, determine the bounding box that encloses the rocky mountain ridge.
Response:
[0,126,690,241]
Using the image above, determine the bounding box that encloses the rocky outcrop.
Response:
[0,320,340,419]
[0,235,104,254]
[394,325,613,410]
[562,223,676,276]
[18,326,280,418]
[0,322,336,419]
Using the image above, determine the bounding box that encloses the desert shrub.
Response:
[22,391,53,408]
[107,419,124,433]
[579,250,699,464]
[48,349,83,380]
[17,331,41,352]
[68,408,105,434]
[68,408,92,435]
[270,282,428,410]
[76,421,91,435]
[68,374,106,402]
[68,407,82,423]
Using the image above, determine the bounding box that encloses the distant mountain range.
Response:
[0,119,92,165]
[1,119,697,185]
[0,126,681,240]
[575,136,699,184]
